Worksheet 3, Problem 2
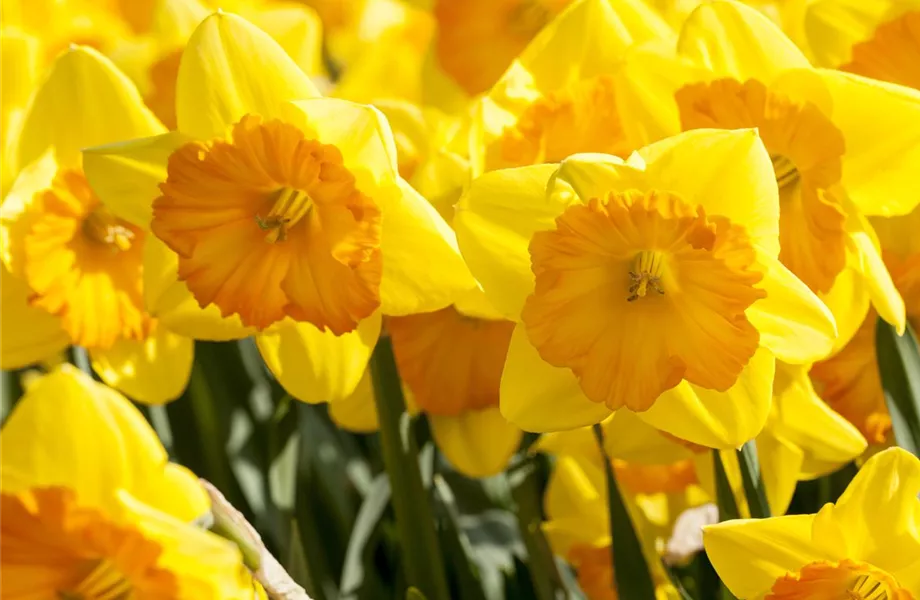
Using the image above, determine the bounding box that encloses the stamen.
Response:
[256,187,314,244]
[627,250,666,302]
[62,559,132,599]
[771,154,800,191]
[82,207,135,252]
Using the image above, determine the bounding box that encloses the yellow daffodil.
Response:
[324,101,521,478]
[811,205,920,447]
[83,12,475,406]
[469,0,673,176]
[704,446,920,599]
[455,127,835,448]
[543,453,681,599]
[0,46,193,404]
[622,0,920,349]
[0,364,256,598]
[539,414,710,553]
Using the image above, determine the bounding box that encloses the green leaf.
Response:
[370,338,451,600]
[432,475,489,600]
[876,319,920,456]
[340,473,392,598]
[712,450,739,522]
[736,440,770,519]
[591,424,657,599]
[507,458,567,600]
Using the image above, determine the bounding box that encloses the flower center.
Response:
[257,187,314,244]
[522,189,764,412]
[388,306,515,416]
[675,78,848,293]
[154,114,382,333]
[613,459,698,495]
[766,560,913,600]
[568,544,616,600]
[490,75,630,170]
[771,154,800,191]
[82,206,136,251]
[62,559,132,599]
[24,169,150,349]
[842,11,920,90]
[628,250,667,302]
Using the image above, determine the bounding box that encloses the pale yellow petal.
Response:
[175,11,320,140]
[454,163,567,320]
[82,131,191,229]
[17,46,163,171]
[756,430,805,517]
[703,515,824,598]
[748,249,837,364]
[500,324,612,432]
[430,407,522,478]
[678,0,810,83]
[637,348,775,449]
[328,368,378,432]
[0,265,69,369]
[256,313,381,404]
[90,327,193,405]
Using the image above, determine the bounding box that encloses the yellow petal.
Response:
[175,11,320,140]
[430,407,522,478]
[0,151,56,277]
[0,365,166,512]
[1,29,40,192]
[638,127,780,256]
[829,447,920,563]
[817,69,920,217]
[328,368,378,433]
[115,491,253,598]
[678,0,810,83]
[82,131,191,229]
[756,430,805,517]
[17,46,163,171]
[517,0,672,94]
[256,313,381,404]
[0,265,69,369]
[544,455,608,534]
[848,210,906,333]
[820,265,872,352]
[637,347,775,449]
[500,323,612,432]
[748,249,837,363]
[89,327,193,405]
[153,463,211,523]
[603,411,696,465]
[378,179,477,316]
[803,0,907,67]
[244,4,325,77]
[143,235,254,340]
[702,514,824,598]
[454,163,565,320]
[771,361,867,479]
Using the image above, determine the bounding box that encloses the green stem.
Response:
[592,424,657,599]
[370,338,450,600]
[712,450,739,522]
[736,441,770,519]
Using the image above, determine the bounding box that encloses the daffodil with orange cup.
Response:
[82,11,476,405]
[455,127,836,448]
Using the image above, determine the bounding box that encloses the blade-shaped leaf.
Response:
[876,319,920,456]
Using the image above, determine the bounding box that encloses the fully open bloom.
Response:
[83,12,475,405]
[704,447,920,599]
[0,365,256,598]
[621,0,920,349]
[0,46,193,404]
[455,127,835,447]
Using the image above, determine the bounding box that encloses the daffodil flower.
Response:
[799,0,920,79]
[0,365,257,598]
[83,12,475,405]
[469,0,673,176]
[704,446,920,599]
[542,453,682,600]
[456,127,836,448]
[622,0,920,349]
[0,46,193,404]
